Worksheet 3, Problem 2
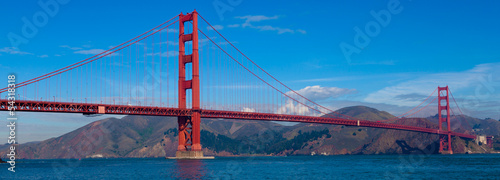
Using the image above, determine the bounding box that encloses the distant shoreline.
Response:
[5,152,500,161]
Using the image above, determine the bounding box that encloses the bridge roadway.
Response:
[0,100,476,139]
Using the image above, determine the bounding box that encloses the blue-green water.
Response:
[1,154,499,179]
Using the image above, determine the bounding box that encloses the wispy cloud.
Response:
[74,49,107,55]
[349,60,396,66]
[208,25,224,31]
[0,64,10,70]
[254,25,294,34]
[146,50,179,57]
[364,63,500,111]
[229,15,306,35]
[72,48,120,57]
[210,85,263,89]
[287,85,356,101]
[60,45,119,56]
[157,40,178,46]
[161,28,178,33]
[294,77,365,83]
[235,15,279,27]
[38,54,49,58]
[0,47,33,55]
[276,99,318,116]
[242,107,256,112]
[60,45,83,50]
[294,72,423,83]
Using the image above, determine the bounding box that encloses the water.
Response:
[1,154,499,179]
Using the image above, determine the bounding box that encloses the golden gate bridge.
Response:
[0,10,492,158]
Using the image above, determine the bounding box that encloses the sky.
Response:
[0,0,500,143]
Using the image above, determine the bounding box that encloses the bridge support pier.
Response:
[168,10,213,159]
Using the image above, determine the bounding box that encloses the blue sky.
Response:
[1,0,500,142]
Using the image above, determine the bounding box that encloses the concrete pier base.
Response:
[166,151,214,159]
[439,150,453,155]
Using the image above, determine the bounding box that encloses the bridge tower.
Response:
[173,10,210,159]
[438,86,453,154]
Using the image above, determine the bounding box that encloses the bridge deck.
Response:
[0,100,476,139]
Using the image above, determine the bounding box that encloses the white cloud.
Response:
[73,49,121,57]
[38,54,49,58]
[60,45,83,50]
[146,50,179,57]
[74,49,108,55]
[242,107,256,112]
[0,64,10,70]
[287,85,356,101]
[161,28,178,33]
[156,40,177,46]
[235,15,279,27]
[160,51,179,57]
[211,85,262,89]
[208,25,224,31]
[255,25,294,34]
[231,15,306,35]
[0,47,33,55]
[297,29,307,34]
[273,85,356,117]
[276,99,319,116]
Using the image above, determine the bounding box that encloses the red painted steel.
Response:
[0,100,191,116]
[177,10,201,152]
[438,86,453,154]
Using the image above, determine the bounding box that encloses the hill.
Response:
[1,106,498,159]
[328,106,395,121]
[426,114,500,136]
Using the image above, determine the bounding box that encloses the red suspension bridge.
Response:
[0,11,491,158]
